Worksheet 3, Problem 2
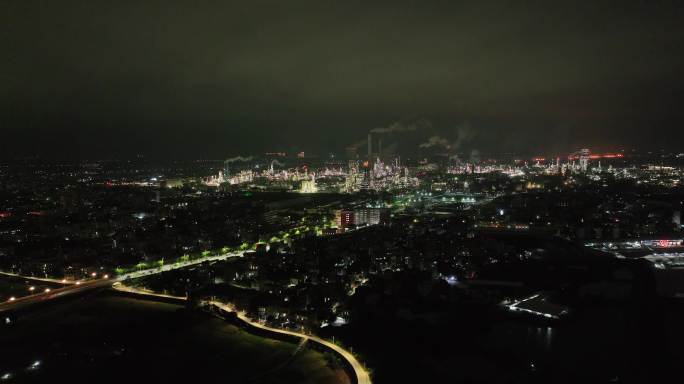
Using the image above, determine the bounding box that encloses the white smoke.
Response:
[347,138,367,150]
[370,118,431,134]
[452,122,476,151]
[469,149,481,163]
[419,135,451,148]
[418,122,476,151]
[225,156,253,163]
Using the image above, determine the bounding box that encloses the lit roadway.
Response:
[1,251,245,313]
[118,251,245,280]
[211,301,371,384]
[1,250,372,383]
[0,271,74,285]
[0,278,112,315]
[112,283,372,384]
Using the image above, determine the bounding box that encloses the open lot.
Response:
[0,294,346,384]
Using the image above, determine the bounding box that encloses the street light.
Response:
[28,286,35,291]
[8,297,15,302]
[44,288,51,293]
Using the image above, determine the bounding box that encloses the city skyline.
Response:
[2,3,684,382]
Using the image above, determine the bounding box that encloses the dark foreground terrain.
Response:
[0,292,347,384]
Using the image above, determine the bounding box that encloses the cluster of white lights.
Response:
[505,294,568,320]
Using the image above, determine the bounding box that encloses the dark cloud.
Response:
[2,0,683,159]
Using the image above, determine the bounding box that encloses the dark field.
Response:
[0,293,347,384]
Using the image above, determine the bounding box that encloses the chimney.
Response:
[367,133,372,158]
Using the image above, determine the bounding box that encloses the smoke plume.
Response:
[419,135,451,148]
[451,122,476,151]
[225,156,253,163]
[418,121,477,151]
[371,118,431,134]
[469,149,481,163]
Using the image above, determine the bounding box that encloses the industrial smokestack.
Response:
[379,138,382,156]
[367,133,372,158]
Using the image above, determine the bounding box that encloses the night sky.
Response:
[2,1,683,159]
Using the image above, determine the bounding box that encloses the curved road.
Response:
[112,283,371,384]
[1,253,372,384]
[1,251,243,311]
